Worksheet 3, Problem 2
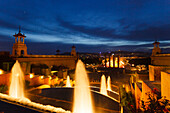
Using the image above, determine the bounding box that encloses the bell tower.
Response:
[152,41,161,56]
[12,26,28,57]
[71,45,76,56]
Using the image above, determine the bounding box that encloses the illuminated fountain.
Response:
[66,75,71,87]
[9,60,25,98]
[73,60,93,113]
[2,60,119,113]
[107,76,112,91]
[0,60,70,113]
[100,75,107,95]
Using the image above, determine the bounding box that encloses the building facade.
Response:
[149,41,170,81]
[11,27,77,76]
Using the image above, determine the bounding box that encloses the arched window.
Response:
[21,50,24,55]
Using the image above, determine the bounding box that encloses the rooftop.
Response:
[13,26,26,37]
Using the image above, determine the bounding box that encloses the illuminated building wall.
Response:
[103,55,125,68]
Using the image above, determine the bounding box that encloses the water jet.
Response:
[73,60,93,113]
[66,76,71,87]
[100,75,107,95]
[107,76,112,91]
[9,60,25,99]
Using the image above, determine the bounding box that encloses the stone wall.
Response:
[149,65,170,81]
[0,73,62,87]
[161,71,170,100]
[142,81,152,102]
[0,73,11,86]
[149,65,154,81]
[25,75,60,86]
[14,56,77,75]
[142,81,160,103]
[151,54,170,66]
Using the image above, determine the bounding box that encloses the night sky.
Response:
[0,0,170,54]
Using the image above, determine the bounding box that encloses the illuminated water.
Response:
[0,93,70,113]
[107,76,112,91]
[9,60,25,98]
[66,75,71,87]
[100,75,107,95]
[6,60,70,113]
[73,60,93,113]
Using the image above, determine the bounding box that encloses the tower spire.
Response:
[71,45,76,56]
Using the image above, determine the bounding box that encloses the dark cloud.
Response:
[0,19,18,29]
[118,18,127,26]
[0,0,169,53]
[0,34,12,41]
[23,42,170,54]
[124,24,170,41]
[0,41,13,52]
[58,18,170,42]
[57,17,117,39]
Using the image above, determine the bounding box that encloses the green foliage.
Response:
[120,86,170,113]
[0,84,8,93]
[120,86,136,113]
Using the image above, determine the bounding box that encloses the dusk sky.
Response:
[0,0,170,54]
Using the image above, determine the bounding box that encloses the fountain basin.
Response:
[0,93,71,113]
[90,86,119,101]
[28,87,120,113]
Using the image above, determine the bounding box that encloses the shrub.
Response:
[141,88,170,113]
[120,86,136,113]
[120,86,170,113]
[0,84,8,93]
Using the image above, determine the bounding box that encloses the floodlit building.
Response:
[4,27,77,77]
[149,41,170,81]
[131,41,170,109]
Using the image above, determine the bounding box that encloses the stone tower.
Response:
[71,45,76,56]
[12,26,28,57]
[152,41,161,56]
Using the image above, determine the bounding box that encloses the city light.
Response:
[0,69,3,74]
[41,76,44,79]
[30,73,34,78]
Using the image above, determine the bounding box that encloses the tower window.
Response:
[21,50,24,55]
[21,38,23,42]
[15,50,17,55]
